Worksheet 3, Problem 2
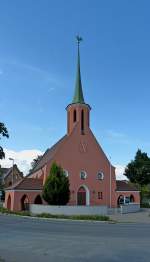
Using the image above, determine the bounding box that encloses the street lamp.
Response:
[109,156,112,209]
[9,158,14,186]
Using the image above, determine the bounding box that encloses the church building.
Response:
[5,38,140,211]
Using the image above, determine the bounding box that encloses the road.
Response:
[0,214,150,262]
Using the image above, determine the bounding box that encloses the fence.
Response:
[120,203,140,214]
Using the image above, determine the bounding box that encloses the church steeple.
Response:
[66,36,91,136]
[72,36,85,104]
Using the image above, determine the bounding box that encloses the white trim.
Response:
[80,171,87,180]
[76,184,90,206]
[116,191,140,193]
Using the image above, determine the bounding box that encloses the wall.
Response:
[116,191,140,204]
[30,204,108,215]
[120,203,140,214]
[44,124,117,208]
[4,167,23,188]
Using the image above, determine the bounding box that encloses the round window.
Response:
[97,172,104,180]
[80,171,87,180]
[64,170,69,177]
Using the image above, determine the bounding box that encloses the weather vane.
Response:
[76,35,83,46]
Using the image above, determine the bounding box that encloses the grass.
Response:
[36,213,110,221]
[0,207,110,221]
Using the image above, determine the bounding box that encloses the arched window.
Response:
[64,170,69,177]
[80,171,87,180]
[81,109,84,133]
[117,195,124,206]
[21,195,29,211]
[130,195,134,203]
[7,195,11,210]
[34,195,42,204]
[73,109,76,122]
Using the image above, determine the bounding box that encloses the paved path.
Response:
[0,214,150,262]
[109,208,150,223]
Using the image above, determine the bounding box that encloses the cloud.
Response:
[115,164,127,180]
[106,130,129,144]
[0,148,43,175]
[0,148,127,181]
[107,130,126,139]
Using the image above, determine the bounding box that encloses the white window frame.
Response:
[80,171,87,180]
[97,172,104,180]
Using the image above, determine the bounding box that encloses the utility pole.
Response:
[9,158,14,185]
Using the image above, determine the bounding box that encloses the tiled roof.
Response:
[29,135,67,174]
[6,178,43,190]
[116,180,139,191]
[1,165,23,179]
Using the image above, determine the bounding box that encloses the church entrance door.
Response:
[77,186,86,205]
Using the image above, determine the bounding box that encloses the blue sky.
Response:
[0,0,150,175]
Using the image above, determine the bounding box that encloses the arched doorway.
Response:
[34,195,42,204]
[21,195,29,211]
[77,185,90,206]
[117,195,124,206]
[130,194,134,203]
[7,195,11,210]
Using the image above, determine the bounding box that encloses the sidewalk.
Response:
[109,208,150,223]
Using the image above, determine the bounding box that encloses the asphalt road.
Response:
[0,215,150,262]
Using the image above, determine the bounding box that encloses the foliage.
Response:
[29,155,42,172]
[124,149,150,186]
[42,162,70,205]
[0,207,31,216]
[0,122,9,160]
[141,203,150,208]
[0,207,110,221]
[36,213,110,221]
[0,166,5,201]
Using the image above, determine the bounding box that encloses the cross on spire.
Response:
[72,35,85,104]
[76,35,83,47]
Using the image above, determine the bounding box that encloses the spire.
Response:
[72,35,85,104]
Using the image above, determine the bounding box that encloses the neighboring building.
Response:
[0,164,23,188]
[5,39,140,211]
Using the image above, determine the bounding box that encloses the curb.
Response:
[0,212,115,224]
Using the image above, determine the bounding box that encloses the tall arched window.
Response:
[81,109,84,133]
[73,109,76,122]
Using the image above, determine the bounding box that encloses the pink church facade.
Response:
[5,40,140,211]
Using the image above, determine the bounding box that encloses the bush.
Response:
[141,203,150,208]
[36,213,110,221]
[42,162,70,205]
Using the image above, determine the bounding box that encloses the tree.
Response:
[0,122,9,159]
[0,166,5,201]
[29,155,42,172]
[124,149,150,186]
[42,162,70,205]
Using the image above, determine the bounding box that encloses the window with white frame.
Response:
[97,172,104,180]
[64,170,69,177]
[80,171,87,180]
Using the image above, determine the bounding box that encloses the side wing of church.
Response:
[5,39,140,211]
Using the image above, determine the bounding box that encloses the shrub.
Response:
[42,162,70,205]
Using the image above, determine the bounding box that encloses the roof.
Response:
[6,178,43,190]
[29,135,67,174]
[0,168,10,178]
[116,180,139,191]
[1,164,23,179]
[72,43,85,104]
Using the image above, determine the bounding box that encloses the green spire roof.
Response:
[72,36,85,104]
